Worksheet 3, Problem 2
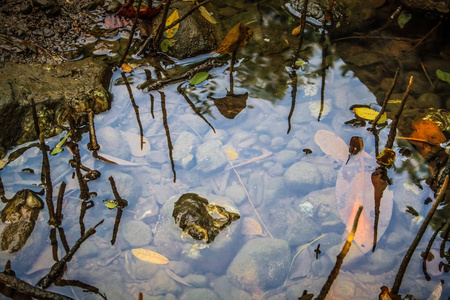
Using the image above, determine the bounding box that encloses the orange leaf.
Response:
[292,24,301,35]
[241,217,262,236]
[121,63,133,73]
[131,248,169,264]
[213,23,253,54]
[409,119,445,157]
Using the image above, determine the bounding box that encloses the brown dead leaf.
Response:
[241,217,262,236]
[131,248,169,264]
[213,23,253,54]
[409,119,445,158]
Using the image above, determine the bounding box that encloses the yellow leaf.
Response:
[292,24,301,35]
[225,149,238,160]
[121,63,133,73]
[241,217,262,236]
[199,6,218,24]
[353,107,386,124]
[376,148,396,166]
[213,23,253,54]
[164,10,179,39]
[132,248,169,264]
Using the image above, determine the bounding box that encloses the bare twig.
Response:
[87,109,100,151]
[370,71,399,132]
[37,219,104,289]
[385,76,413,149]
[159,91,176,182]
[391,175,449,295]
[287,71,297,134]
[291,0,309,68]
[55,181,66,227]
[315,206,363,300]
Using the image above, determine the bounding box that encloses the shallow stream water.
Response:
[1,1,450,299]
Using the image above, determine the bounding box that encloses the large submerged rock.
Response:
[0,57,112,156]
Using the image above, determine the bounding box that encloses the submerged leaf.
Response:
[376,148,396,166]
[213,23,253,54]
[436,69,450,84]
[241,217,262,236]
[189,72,209,85]
[353,107,386,124]
[314,130,349,163]
[292,24,301,35]
[132,248,169,264]
[199,6,218,24]
[225,149,239,161]
[398,11,412,28]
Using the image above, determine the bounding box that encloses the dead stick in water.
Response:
[385,76,413,149]
[391,175,449,295]
[118,0,141,67]
[370,71,398,132]
[315,205,363,300]
[87,108,100,151]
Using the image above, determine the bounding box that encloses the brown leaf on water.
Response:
[121,63,133,73]
[409,119,445,158]
[213,23,253,54]
[346,136,364,164]
[241,217,263,236]
[131,248,169,264]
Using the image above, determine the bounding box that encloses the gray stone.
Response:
[183,274,208,287]
[363,248,398,274]
[227,238,290,291]
[173,131,199,169]
[195,140,227,173]
[268,163,284,177]
[148,151,168,164]
[149,269,182,296]
[270,137,285,152]
[346,52,381,67]
[121,220,152,247]
[416,92,441,109]
[284,162,337,193]
[133,257,160,280]
[43,28,55,38]
[225,183,246,205]
[274,150,298,166]
[212,276,252,300]
[181,288,219,300]
[168,260,194,277]
[401,0,450,13]
[152,1,223,59]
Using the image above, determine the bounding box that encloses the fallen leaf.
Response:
[376,148,396,166]
[161,38,177,52]
[225,148,239,161]
[353,107,387,124]
[295,60,305,67]
[103,199,119,209]
[213,23,253,54]
[336,154,393,254]
[292,24,301,35]
[436,69,450,85]
[241,217,262,235]
[131,248,169,264]
[50,131,71,155]
[117,0,136,18]
[121,63,133,73]
[348,136,364,156]
[164,10,179,39]
[189,72,209,85]
[199,6,218,24]
[314,130,349,163]
[408,119,445,158]
[398,11,411,28]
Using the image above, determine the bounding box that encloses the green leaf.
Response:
[398,11,411,28]
[436,69,450,84]
[50,148,63,155]
[189,72,209,85]
[160,39,177,53]
[295,60,305,68]
[103,200,118,209]
[50,131,71,155]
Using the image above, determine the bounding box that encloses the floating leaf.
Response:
[336,154,393,254]
[353,107,386,124]
[398,11,412,28]
[121,63,133,73]
[50,131,71,155]
[346,136,364,164]
[164,10,179,38]
[314,130,349,163]
[199,6,218,24]
[292,24,301,35]
[132,248,169,264]
[408,119,445,158]
[161,39,177,52]
[189,72,209,85]
[376,148,396,166]
[436,69,450,84]
[213,23,253,54]
[241,217,262,235]
[103,199,118,209]
[295,60,305,67]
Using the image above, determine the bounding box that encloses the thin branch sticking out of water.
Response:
[159,91,176,182]
[391,175,449,295]
[370,71,398,133]
[87,108,100,151]
[315,206,363,300]
[122,72,145,150]
[150,93,155,119]
[118,0,141,67]
[422,222,445,281]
